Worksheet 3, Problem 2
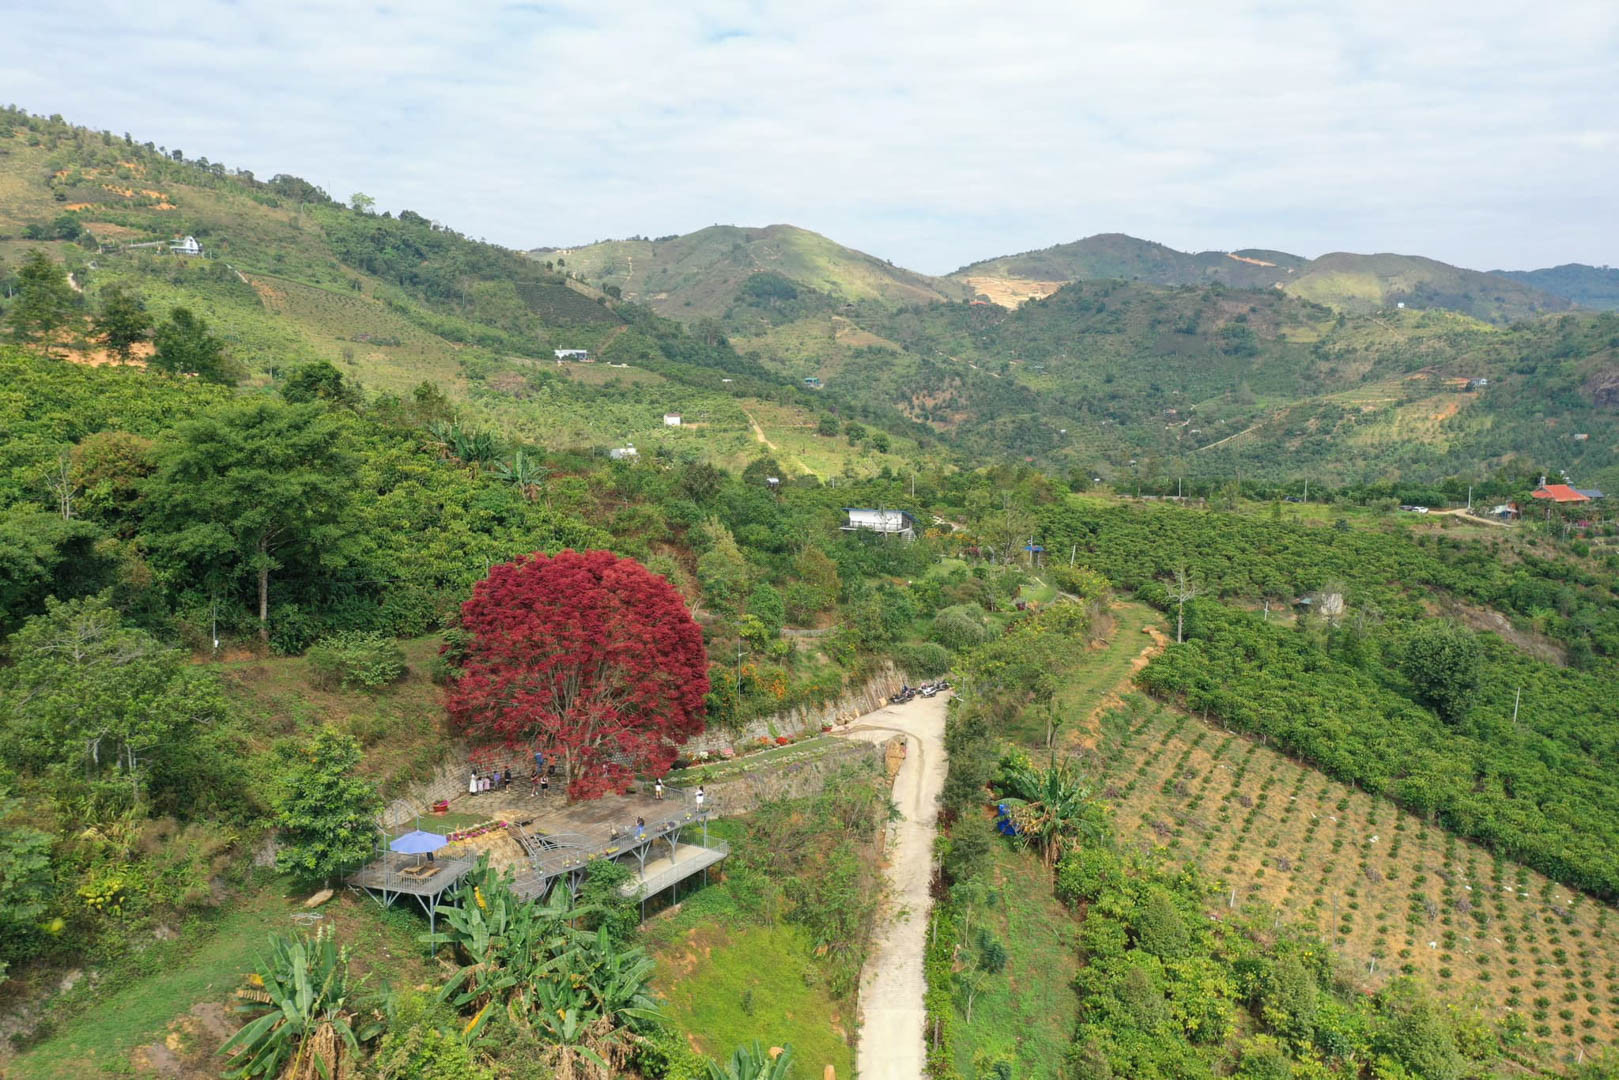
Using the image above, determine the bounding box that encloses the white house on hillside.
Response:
[170,235,201,256]
[554,348,591,362]
[842,508,916,540]
[608,446,638,461]
[663,413,682,427]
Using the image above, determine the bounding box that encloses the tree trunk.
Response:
[258,536,270,643]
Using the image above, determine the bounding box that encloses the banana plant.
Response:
[706,1041,796,1080]
[998,751,1107,867]
[219,925,365,1080]
[493,449,549,503]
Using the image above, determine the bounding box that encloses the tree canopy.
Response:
[141,399,355,641]
[446,549,709,799]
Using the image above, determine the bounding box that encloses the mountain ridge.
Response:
[530,223,970,318]
[551,224,1583,326]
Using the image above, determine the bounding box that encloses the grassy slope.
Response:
[7,887,433,1080]
[218,636,453,797]
[647,914,855,1080]
[547,224,968,318]
[950,841,1082,1080]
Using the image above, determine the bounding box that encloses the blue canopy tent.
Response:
[385,829,451,951]
[389,829,447,856]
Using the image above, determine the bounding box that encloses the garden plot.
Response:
[1082,698,1619,1058]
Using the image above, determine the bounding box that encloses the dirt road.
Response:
[835,692,949,1080]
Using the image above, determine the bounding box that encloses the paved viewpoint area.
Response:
[837,692,949,1080]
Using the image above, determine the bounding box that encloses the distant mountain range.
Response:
[1493,264,1619,311]
[545,227,1609,323]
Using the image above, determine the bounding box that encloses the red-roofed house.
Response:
[1531,483,1590,504]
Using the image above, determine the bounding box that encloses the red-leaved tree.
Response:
[445,549,710,800]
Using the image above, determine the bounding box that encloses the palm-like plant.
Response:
[493,449,549,503]
[450,429,500,473]
[998,753,1106,868]
[220,925,366,1080]
[424,419,458,461]
[707,1041,796,1080]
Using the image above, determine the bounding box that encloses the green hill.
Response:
[736,276,1619,487]
[1494,263,1619,311]
[949,233,1569,325]
[536,224,969,318]
[950,232,1310,292]
[1288,251,1571,323]
[0,109,940,479]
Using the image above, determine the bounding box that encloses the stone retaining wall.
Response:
[385,665,911,823]
[682,663,908,756]
[702,739,888,817]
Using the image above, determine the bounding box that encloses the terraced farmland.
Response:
[1081,697,1619,1063]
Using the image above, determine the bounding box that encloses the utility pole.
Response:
[1069,544,1076,567]
[1512,687,1521,727]
[1467,484,1473,512]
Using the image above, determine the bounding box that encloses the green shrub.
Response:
[931,604,999,650]
[306,631,406,692]
[891,642,952,679]
[1056,846,1125,906]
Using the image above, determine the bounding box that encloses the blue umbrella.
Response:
[390,829,447,855]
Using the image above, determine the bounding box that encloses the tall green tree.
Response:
[1400,621,1482,724]
[151,306,229,382]
[272,728,380,886]
[0,594,231,812]
[92,283,151,361]
[143,400,354,642]
[6,249,76,347]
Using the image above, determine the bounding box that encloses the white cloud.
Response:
[3,0,1615,272]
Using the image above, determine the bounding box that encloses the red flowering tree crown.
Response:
[445,549,709,799]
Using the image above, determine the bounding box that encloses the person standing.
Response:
[654,779,664,801]
[694,786,705,811]
[540,773,549,795]
[468,771,478,797]
[635,817,646,839]
[529,770,540,798]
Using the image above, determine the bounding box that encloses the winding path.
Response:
[835,692,950,1080]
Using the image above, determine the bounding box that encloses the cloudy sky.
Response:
[4,1,1615,274]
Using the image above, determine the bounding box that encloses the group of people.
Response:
[467,760,554,797]
[466,752,706,813]
[467,768,511,795]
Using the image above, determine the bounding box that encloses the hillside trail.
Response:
[833,692,949,1080]
[1193,422,1260,452]
[1064,604,1169,751]
[739,407,778,451]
